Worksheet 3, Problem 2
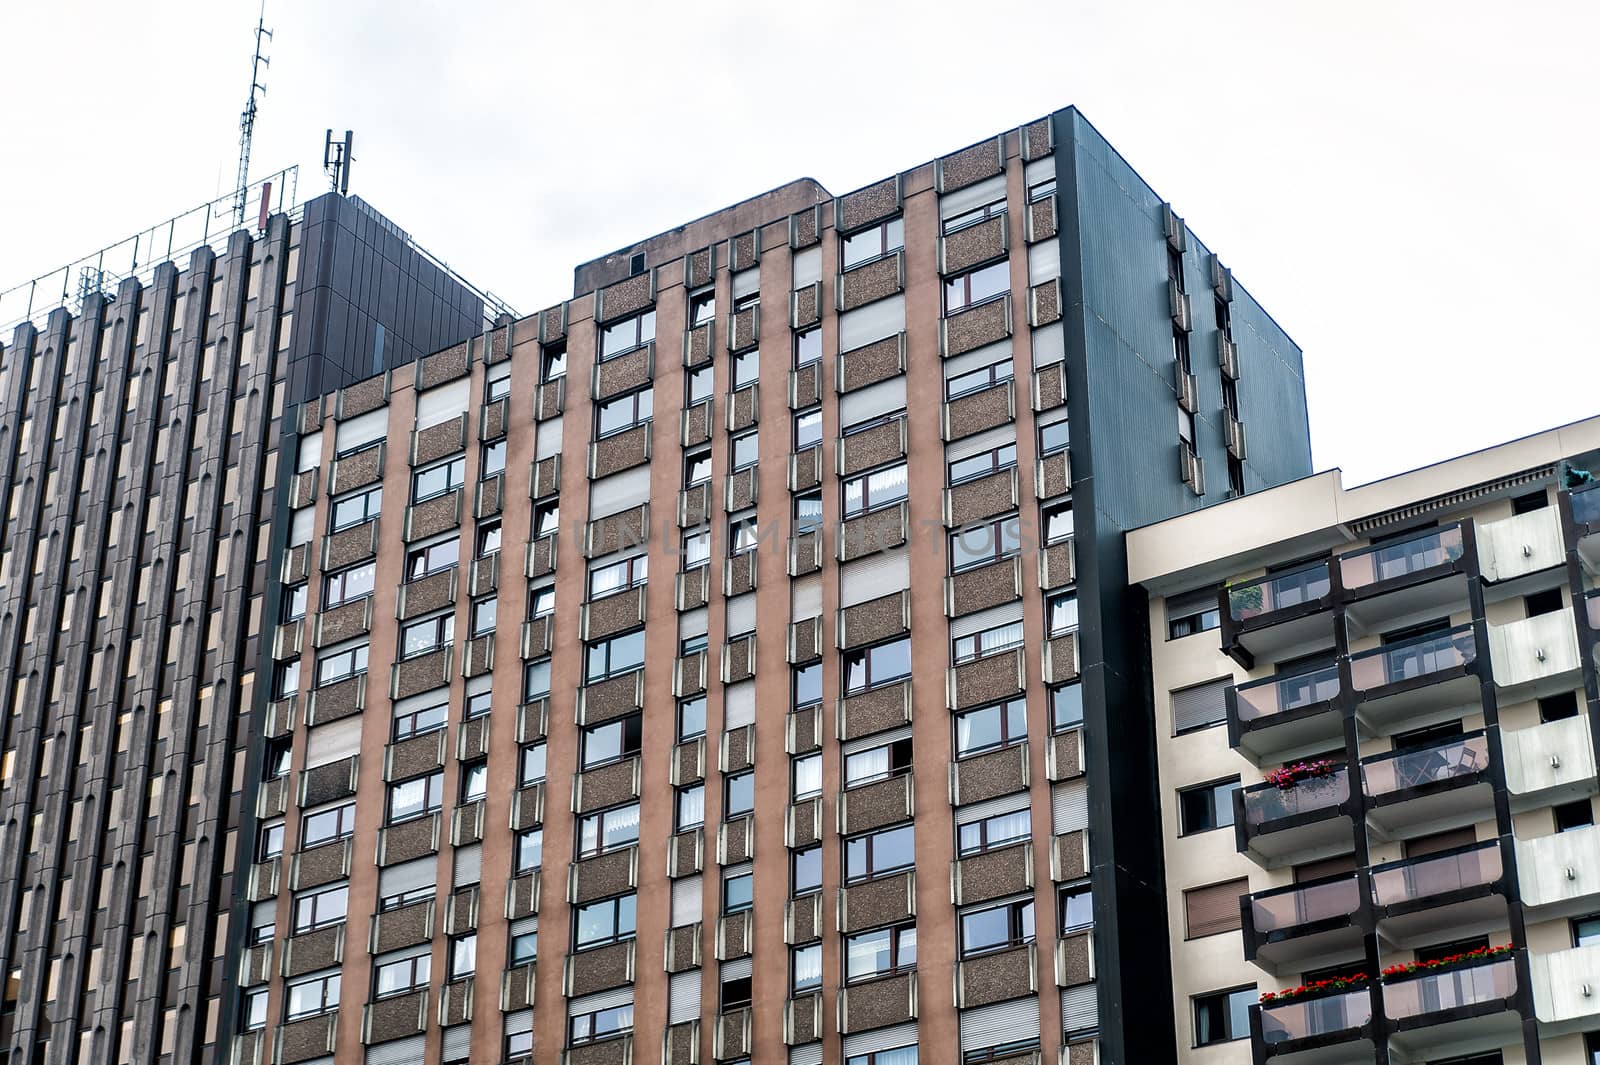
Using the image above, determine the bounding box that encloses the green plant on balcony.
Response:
[1226,579,1264,619]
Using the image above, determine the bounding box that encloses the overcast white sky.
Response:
[1,0,1594,484]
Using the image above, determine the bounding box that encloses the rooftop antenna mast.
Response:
[233,1,272,227]
[323,129,354,195]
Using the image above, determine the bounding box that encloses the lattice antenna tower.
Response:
[234,2,272,227]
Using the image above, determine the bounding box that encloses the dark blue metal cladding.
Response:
[1052,106,1313,1065]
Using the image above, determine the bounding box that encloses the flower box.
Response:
[1381,943,1511,980]
[1261,972,1368,1003]
[1264,759,1341,790]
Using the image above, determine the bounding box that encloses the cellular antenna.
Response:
[323,129,355,195]
[234,2,272,227]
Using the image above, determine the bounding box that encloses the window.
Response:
[1541,691,1581,722]
[794,407,823,449]
[1193,987,1254,1046]
[476,520,502,557]
[725,770,755,818]
[844,923,916,982]
[723,871,753,913]
[721,967,752,1010]
[519,743,547,787]
[1526,587,1565,618]
[843,637,912,695]
[843,462,907,517]
[599,310,655,359]
[528,585,555,620]
[689,290,715,327]
[955,698,1028,758]
[273,660,301,699]
[952,621,1025,666]
[957,809,1030,856]
[1167,587,1221,639]
[581,714,642,770]
[412,457,466,502]
[845,824,915,883]
[1048,593,1079,637]
[481,440,506,477]
[373,954,429,999]
[573,894,637,950]
[466,690,492,720]
[794,490,823,531]
[388,771,445,823]
[533,500,560,538]
[678,696,707,741]
[577,802,640,858]
[792,753,822,799]
[1039,418,1069,456]
[1574,915,1600,947]
[460,761,488,802]
[285,972,340,1020]
[300,802,357,848]
[292,884,348,933]
[586,630,645,682]
[794,663,823,708]
[257,821,284,860]
[849,1051,917,1065]
[1185,879,1247,938]
[1051,683,1083,732]
[845,736,913,788]
[792,943,822,992]
[680,635,708,657]
[281,583,307,621]
[944,261,1009,314]
[687,364,713,405]
[946,358,1013,400]
[948,444,1016,486]
[676,784,705,830]
[1059,882,1093,932]
[795,326,822,366]
[515,828,543,874]
[950,516,1021,572]
[1179,778,1240,834]
[487,372,511,402]
[264,737,292,779]
[684,448,711,486]
[330,485,382,531]
[510,929,538,966]
[541,342,567,381]
[570,1004,633,1045]
[842,217,904,269]
[1511,489,1548,514]
[405,536,459,580]
[316,644,368,686]
[1557,800,1594,832]
[393,702,447,742]
[380,886,432,912]
[449,934,477,980]
[943,197,1006,235]
[242,987,268,1031]
[733,348,759,389]
[731,429,759,470]
[589,554,648,598]
[400,613,453,659]
[596,389,653,438]
[1029,178,1056,202]
[960,898,1034,957]
[506,1032,534,1060]
[471,596,497,637]
[1043,500,1074,545]
[793,845,822,895]
[682,529,711,570]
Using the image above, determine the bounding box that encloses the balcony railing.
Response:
[1259,987,1372,1047]
[1235,664,1342,723]
[1338,525,1465,593]
[1361,733,1490,800]
[1586,589,1600,634]
[1369,841,1502,909]
[1349,625,1477,693]
[1571,483,1600,529]
[1227,563,1332,623]
[1242,767,1350,827]
[1382,956,1516,1021]
[1250,876,1360,937]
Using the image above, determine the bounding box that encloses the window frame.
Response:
[942,197,1007,235]
[841,217,905,270]
[948,444,1017,486]
[387,771,446,824]
[329,483,383,532]
[843,922,917,983]
[844,823,915,884]
[958,897,1036,959]
[842,461,908,519]
[291,883,349,934]
[953,697,1029,760]
[300,801,358,848]
[572,893,638,951]
[944,261,1010,315]
[576,801,641,860]
[411,456,466,503]
[842,637,912,696]
[595,387,653,439]
[598,310,656,361]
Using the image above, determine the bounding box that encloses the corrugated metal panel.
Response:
[791,576,822,622]
[669,971,700,1023]
[1028,239,1060,285]
[943,338,1013,381]
[726,593,756,637]
[839,294,904,352]
[452,844,482,888]
[960,997,1042,1051]
[954,787,1031,826]
[840,375,906,427]
[721,955,752,981]
[440,1025,471,1058]
[841,1022,919,1057]
[724,681,755,729]
[732,268,760,299]
[336,408,387,452]
[793,247,822,289]
[1032,323,1065,368]
[415,378,469,429]
[365,1037,425,1065]
[949,601,1024,640]
[504,1008,534,1035]
[842,723,911,757]
[679,607,708,640]
[839,549,909,609]
[304,716,363,767]
[1060,984,1099,1036]
[1172,679,1229,734]
[671,876,702,927]
[590,466,652,520]
[535,416,563,459]
[946,423,1017,465]
[569,985,634,1016]
[1052,779,1089,835]
[941,173,1006,218]
[789,1044,823,1065]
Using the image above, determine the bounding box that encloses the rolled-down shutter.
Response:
[452,844,482,888]
[945,423,1017,464]
[724,682,755,729]
[510,916,538,938]
[1184,878,1247,938]
[590,466,652,520]
[504,1009,533,1036]
[726,593,756,637]
[1028,238,1060,284]
[669,970,701,1024]
[721,955,752,981]
[792,247,822,289]
[791,576,822,623]
[942,338,1013,382]
[1060,984,1099,1037]
[960,997,1042,1051]
[954,788,1032,826]
[840,1021,919,1058]
[789,1044,823,1065]
[365,1037,425,1065]
[569,986,634,1016]
[950,601,1024,640]
[839,375,905,427]
[732,268,759,299]
[679,608,708,640]
[304,716,363,768]
[1052,779,1089,836]
[940,173,1006,219]
[415,379,469,430]
[1032,322,1065,368]
[440,1025,471,1059]
[336,409,387,452]
[535,417,563,459]
[671,876,702,927]
[1172,679,1230,735]
[379,858,435,898]
[842,724,912,758]
[839,549,909,609]
[839,294,904,353]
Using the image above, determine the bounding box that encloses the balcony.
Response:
[1369,840,1507,946]
[1516,823,1600,919]
[1531,943,1600,1034]
[1254,986,1374,1065]
[1339,525,1471,636]
[1242,873,1364,975]
[1383,955,1519,1061]
[1228,663,1344,765]
[1349,625,1480,736]
[1487,610,1582,700]
[1586,589,1600,638]
[1236,767,1353,868]
[1361,732,1493,840]
[1501,714,1597,810]
[1568,483,1600,567]
[1221,562,1336,669]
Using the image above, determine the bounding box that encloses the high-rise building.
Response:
[0,183,499,1065]
[1129,418,1600,1065]
[0,107,1316,1065]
